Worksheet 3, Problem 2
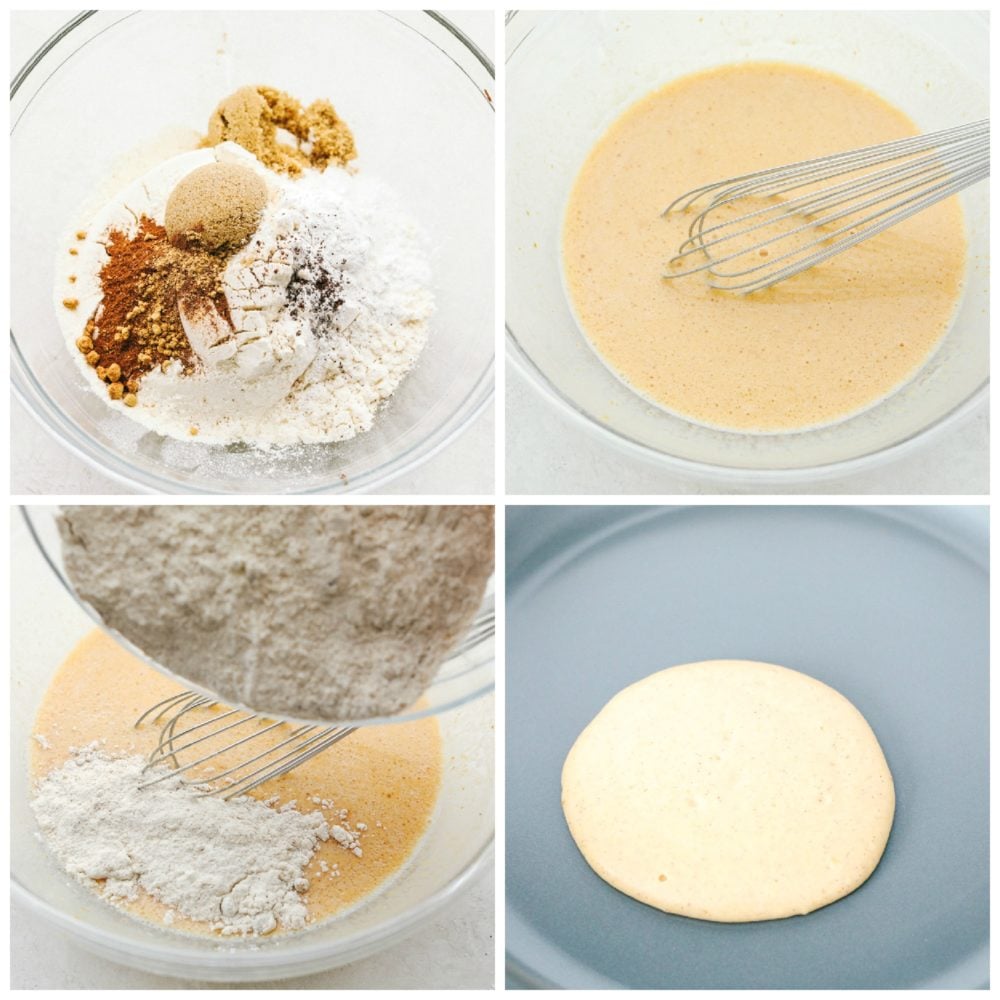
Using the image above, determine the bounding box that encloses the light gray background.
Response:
[507,362,988,495]
[11,10,494,496]
[10,11,495,990]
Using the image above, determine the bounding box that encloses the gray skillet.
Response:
[505,505,988,988]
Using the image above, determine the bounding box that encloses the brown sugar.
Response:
[203,85,357,176]
[165,162,268,251]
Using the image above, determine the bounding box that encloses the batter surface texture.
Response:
[562,62,965,431]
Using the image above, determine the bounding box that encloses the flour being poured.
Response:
[57,505,494,722]
[27,628,444,942]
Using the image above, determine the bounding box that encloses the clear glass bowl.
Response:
[506,11,988,482]
[11,510,494,982]
[12,11,494,494]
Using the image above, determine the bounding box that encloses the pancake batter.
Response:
[562,62,966,431]
[561,660,895,922]
[31,630,442,937]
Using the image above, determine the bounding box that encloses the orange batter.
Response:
[30,630,442,937]
[562,62,966,432]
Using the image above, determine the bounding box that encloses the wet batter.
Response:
[30,630,442,937]
[562,62,966,431]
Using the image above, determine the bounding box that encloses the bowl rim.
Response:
[10,9,495,496]
[507,330,988,486]
[504,8,989,486]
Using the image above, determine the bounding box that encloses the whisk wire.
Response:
[664,120,988,292]
[135,605,495,796]
[699,124,986,210]
[665,120,987,213]
[677,140,987,261]
[687,160,985,286]
[220,727,356,800]
[140,717,287,787]
[135,690,199,726]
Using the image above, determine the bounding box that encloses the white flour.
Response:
[58,143,433,446]
[58,505,494,722]
[31,743,331,936]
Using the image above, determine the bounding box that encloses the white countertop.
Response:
[507,363,988,495]
[11,10,494,497]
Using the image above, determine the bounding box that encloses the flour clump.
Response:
[31,744,329,936]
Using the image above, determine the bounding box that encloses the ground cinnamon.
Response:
[79,217,234,403]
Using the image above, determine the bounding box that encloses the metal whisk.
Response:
[663,120,988,293]
[136,606,495,799]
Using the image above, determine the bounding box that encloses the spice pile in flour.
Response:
[56,85,433,445]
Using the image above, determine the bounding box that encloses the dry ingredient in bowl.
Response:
[57,85,432,446]
[75,215,228,405]
[30,630,443,938]
[203,85,357,174]
[57,505,494,722]
[33,743,329,937]
[165,161,269,250]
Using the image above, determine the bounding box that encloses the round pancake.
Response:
[562,659,894,922]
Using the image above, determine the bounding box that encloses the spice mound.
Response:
[57,86,431,446]
[77,216,228,405]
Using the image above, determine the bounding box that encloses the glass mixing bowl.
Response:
[12,11,494,493]
[11,510,494,982]
[506,11,988,482]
